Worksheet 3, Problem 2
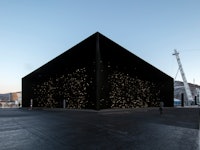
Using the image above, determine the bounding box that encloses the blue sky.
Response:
[0,0,200,93]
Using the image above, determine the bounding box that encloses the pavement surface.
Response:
[0,107,199,150]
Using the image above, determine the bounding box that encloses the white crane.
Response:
[173,49,193,105]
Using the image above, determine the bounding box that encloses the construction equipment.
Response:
[173,49,193,105]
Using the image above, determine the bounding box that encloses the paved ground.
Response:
[0,107,199,150]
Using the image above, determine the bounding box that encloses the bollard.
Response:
[159,101,164,114]
[63,99,66,108]
[195,96,197,105]
[30,99,33,109]
[181,93,184,107]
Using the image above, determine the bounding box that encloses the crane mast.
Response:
[173,49,193,105]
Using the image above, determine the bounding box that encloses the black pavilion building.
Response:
[22,32,173,109]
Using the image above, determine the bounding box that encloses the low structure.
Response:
[22,32,173,109]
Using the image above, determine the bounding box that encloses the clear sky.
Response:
[0,0,200,93]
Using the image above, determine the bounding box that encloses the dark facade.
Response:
[22,32,174,109]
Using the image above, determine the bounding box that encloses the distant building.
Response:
[11,92,22,105]
[174,81,200,105]
[0,92,21,108]
[22,32,173,109]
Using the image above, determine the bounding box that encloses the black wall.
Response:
[22,32,173,109]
